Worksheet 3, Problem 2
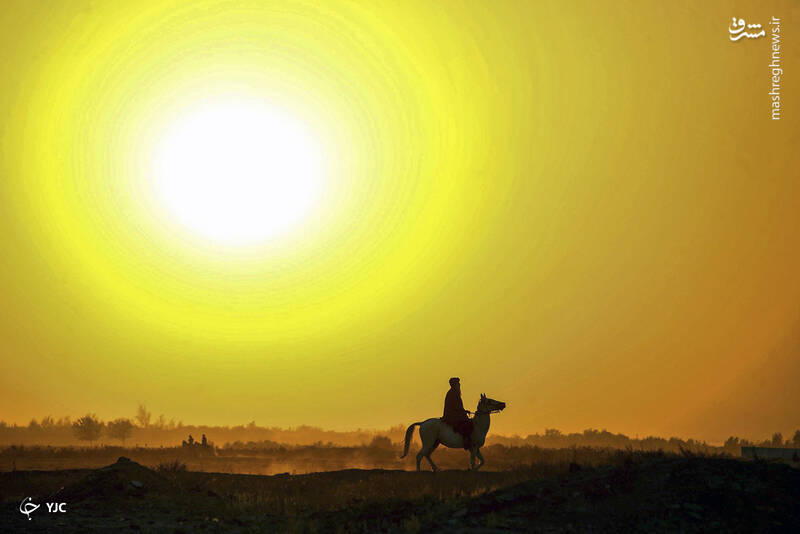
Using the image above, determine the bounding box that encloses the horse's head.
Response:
[477,393,506,414]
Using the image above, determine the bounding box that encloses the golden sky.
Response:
[1,0,798,443]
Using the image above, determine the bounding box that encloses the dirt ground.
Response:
[2,452,798,533]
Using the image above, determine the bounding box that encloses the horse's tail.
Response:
[400,421,424,458]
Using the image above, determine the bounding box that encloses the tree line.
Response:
[2,408,799,453]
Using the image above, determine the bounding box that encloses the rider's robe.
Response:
[442,388,473,448]
[442,388,470,425]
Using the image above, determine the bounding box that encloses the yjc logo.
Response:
[18,497,39,520]
[18,497,67,520]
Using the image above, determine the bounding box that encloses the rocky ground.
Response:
[2,452,798,532]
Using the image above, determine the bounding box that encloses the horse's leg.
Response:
[469,447,477,470]
[426,455,439,472]
[475,448,485,471]
[425,440,440,472]
[417,433,438,472]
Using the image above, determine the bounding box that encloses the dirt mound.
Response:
[59,457,174,503]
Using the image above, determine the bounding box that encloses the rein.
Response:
[473,408,502,415]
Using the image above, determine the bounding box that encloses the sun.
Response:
[152,98,324,246]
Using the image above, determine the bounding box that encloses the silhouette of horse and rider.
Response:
[182,433,210,448]
[402,377,506,471]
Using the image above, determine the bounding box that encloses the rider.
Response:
[442,377,473,450]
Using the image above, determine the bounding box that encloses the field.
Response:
[0,442,643,475]
[2,447,799,532]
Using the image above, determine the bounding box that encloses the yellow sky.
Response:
[1,0,798,443]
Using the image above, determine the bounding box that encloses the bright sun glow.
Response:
[153,99,323,246]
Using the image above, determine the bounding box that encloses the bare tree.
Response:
[724,436,740,453]
[135,405,151,428]
[107,418,134,445]
[73,414,104,445]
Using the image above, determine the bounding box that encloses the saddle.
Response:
[440,417,474,449]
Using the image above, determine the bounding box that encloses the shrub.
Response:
[156,459,187,472]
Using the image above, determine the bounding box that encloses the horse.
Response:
[401,393,506,471]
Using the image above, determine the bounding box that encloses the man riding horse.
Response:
[402,383,506,471]
[442,377,474,449]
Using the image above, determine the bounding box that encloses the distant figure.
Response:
[201,434,207,447]
[442,377,473,450]
[188,434,194,445]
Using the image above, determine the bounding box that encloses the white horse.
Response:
[401,393,506,471]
